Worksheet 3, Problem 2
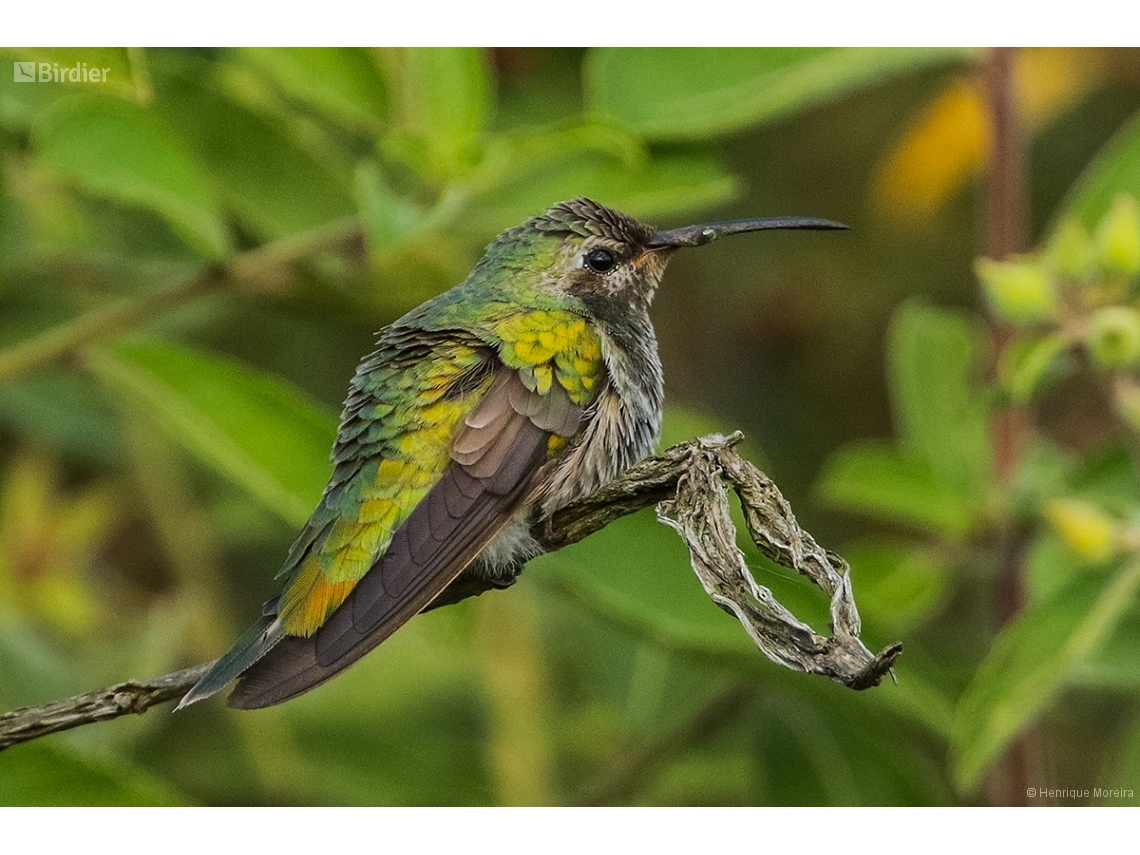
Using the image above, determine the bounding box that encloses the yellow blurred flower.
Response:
[873,49,1109,226]
[0,452,121,635]
[1045,497,1117,564]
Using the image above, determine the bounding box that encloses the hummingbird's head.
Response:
[526,197,665,310]
[495,197,847,315]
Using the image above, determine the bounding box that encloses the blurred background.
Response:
[2,47,1140,806]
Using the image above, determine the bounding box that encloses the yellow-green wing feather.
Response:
[274,335,495,637]
[180,309,605,709]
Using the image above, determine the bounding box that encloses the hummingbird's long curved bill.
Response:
[647,216,848,249]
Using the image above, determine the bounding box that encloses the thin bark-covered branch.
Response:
[0,665,211,751]
[646,433,899,688]
[0,216,362,385]
[0,433,900,752]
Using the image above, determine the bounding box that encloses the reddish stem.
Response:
[984,48,1027,266]
[983,46,1040,807]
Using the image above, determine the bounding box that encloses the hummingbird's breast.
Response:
[536,311,664,517]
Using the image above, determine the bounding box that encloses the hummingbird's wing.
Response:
[181,311,602,709]
[227,370,580,708]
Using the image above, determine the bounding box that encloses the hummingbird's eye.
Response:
[584,247,617,274]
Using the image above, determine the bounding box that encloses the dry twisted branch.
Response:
[0,432,900,751]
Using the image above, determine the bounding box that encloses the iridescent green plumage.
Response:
[273,309,603,640]
[180,197,845,709]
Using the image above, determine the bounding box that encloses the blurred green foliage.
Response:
[3,47,1140,806]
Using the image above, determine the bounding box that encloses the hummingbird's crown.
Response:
[531,197,653,247]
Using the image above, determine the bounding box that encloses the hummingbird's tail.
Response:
[176,616,285,710]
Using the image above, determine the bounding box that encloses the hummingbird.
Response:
[179,197,845,710]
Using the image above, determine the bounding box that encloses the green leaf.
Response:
[32,94,230,258]
[387,47,491,177]
[0,48,140,130]
[1094,194,1140,278]
[843,540,947,633]
[538,509,757,654]
[585,47,975,141]
[354,160,423,254]
[155,61,355,241]
[1070,608,1140,690]
[816,441,976,537]
[470,119,646,198]
[1069,445,1140,513]
[867,661,956,741]
[975,257,1060,325]
[0,741,190,806]
[467,150,737,234]
[1000,332,1072,404]
[889,301,992,501]
[238,47,387,130]
[1054,108,1140,232]
[88,340,337,526]
[359,120,651,258]
[0,613,76,710]
[1045,217,1098,281]
[0,372,124,466]
[748,697,949,806]
[1026,532,1083,605]
[950,558,1140,793]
